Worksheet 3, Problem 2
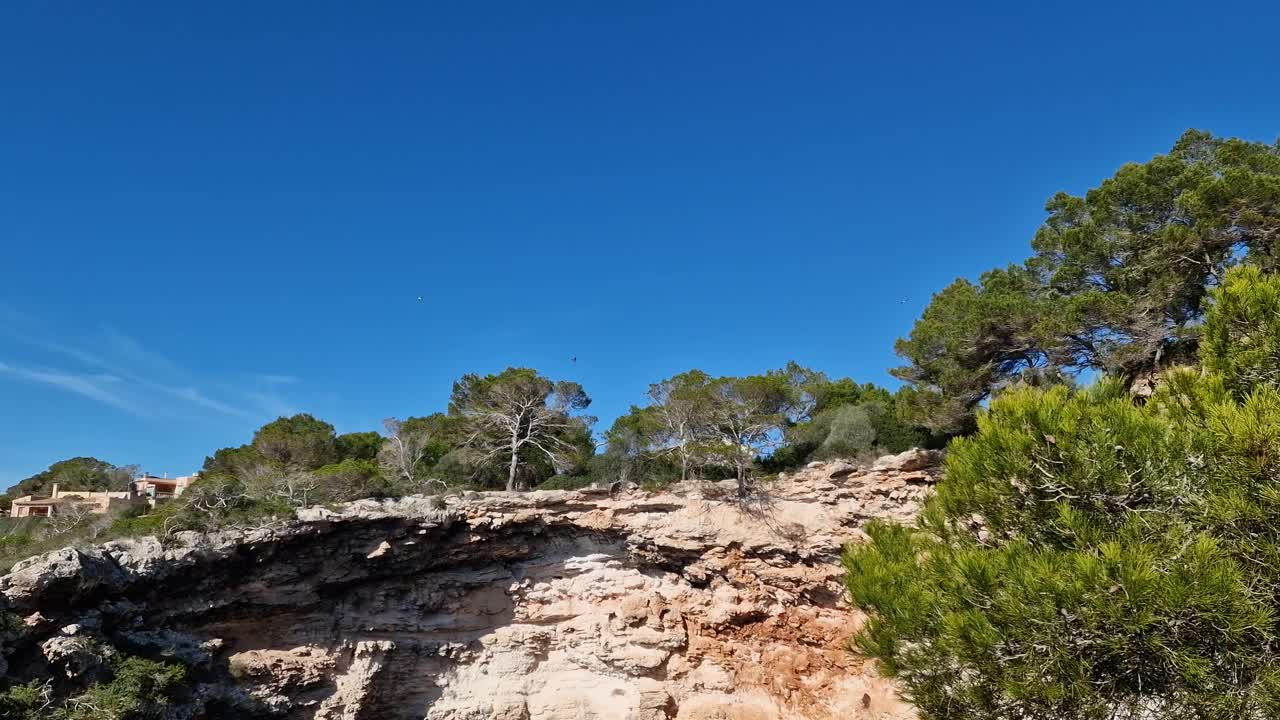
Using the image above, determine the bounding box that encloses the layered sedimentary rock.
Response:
[0,450,940,720]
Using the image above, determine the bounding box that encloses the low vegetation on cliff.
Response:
[0,652,186,720]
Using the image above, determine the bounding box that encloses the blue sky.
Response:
[1,1,1277,484]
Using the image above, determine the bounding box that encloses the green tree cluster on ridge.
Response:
[601,363,934,494]
[845,265,1280,719]
[4,362,925,553]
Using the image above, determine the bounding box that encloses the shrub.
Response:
[0,680,50,720]
[312,458,388,501]
[536,474,595,491]
[0,654,185,720]
[0,612,25,637]
[56,655,185,720]
[812,405,876,460]
[862,401,934,453]
[773,398,932,469]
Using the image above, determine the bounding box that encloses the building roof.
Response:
[12,497,80,506]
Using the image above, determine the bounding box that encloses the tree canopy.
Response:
[450,367,594,490]
[335,431,384,463]
[3,457,137,500]
[895,131,1280,432]
[618,364,930,490]
[251,413,339,470]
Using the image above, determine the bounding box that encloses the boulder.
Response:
[872,448,943,473]
[1,547,129,611]
[41,635,111,681]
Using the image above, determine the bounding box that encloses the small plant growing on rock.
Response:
[0,679,53,719]
[0,612,25,638]
[57,655,186,720]
[0,653,185,720]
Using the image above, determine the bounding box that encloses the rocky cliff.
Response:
[0,450,940,720]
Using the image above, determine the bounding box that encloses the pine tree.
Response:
[894,131,1280,433]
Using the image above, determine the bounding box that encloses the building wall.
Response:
[11,485,137,517]
[11,503,49,518]
[53,490,133,514]
[9,474,200,517]
[133,474,197,505]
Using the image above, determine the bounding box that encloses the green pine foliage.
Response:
[0,654,185,720]
[844,266,1280,719]
[1202,265,1280,396]
[785,404,877,461]
[58,655,186,720]
[251,413,339,470]
[3,458,136,502]
[895,131,1280,433]
[0,680,50,720]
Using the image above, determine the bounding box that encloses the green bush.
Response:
[0,527,91,575]
[0,654,184,720]
[536,474,595,491]
[862,400,934,453]
[312,458,388,501]
[0,680,50,720]
[772,397,934,469]
[812,405,876,460]
[57,655,185,720]
[0,612,25,637]
[105,508,174,539]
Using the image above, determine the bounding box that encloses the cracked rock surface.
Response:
[0,449,940,720]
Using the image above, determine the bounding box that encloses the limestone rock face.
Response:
[0,451,940,720]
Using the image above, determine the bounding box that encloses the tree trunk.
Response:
[506,434,520,491]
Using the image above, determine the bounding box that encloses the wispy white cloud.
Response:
[0,304,107,368]
[242,390,297,418]
[0,361,145,415]
[166,386,252,418]
[100,327,187,379]
[0,311,302,422]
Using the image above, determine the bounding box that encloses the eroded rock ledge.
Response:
[0,450,939,720]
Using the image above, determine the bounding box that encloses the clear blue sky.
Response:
[1,1,1277,485]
